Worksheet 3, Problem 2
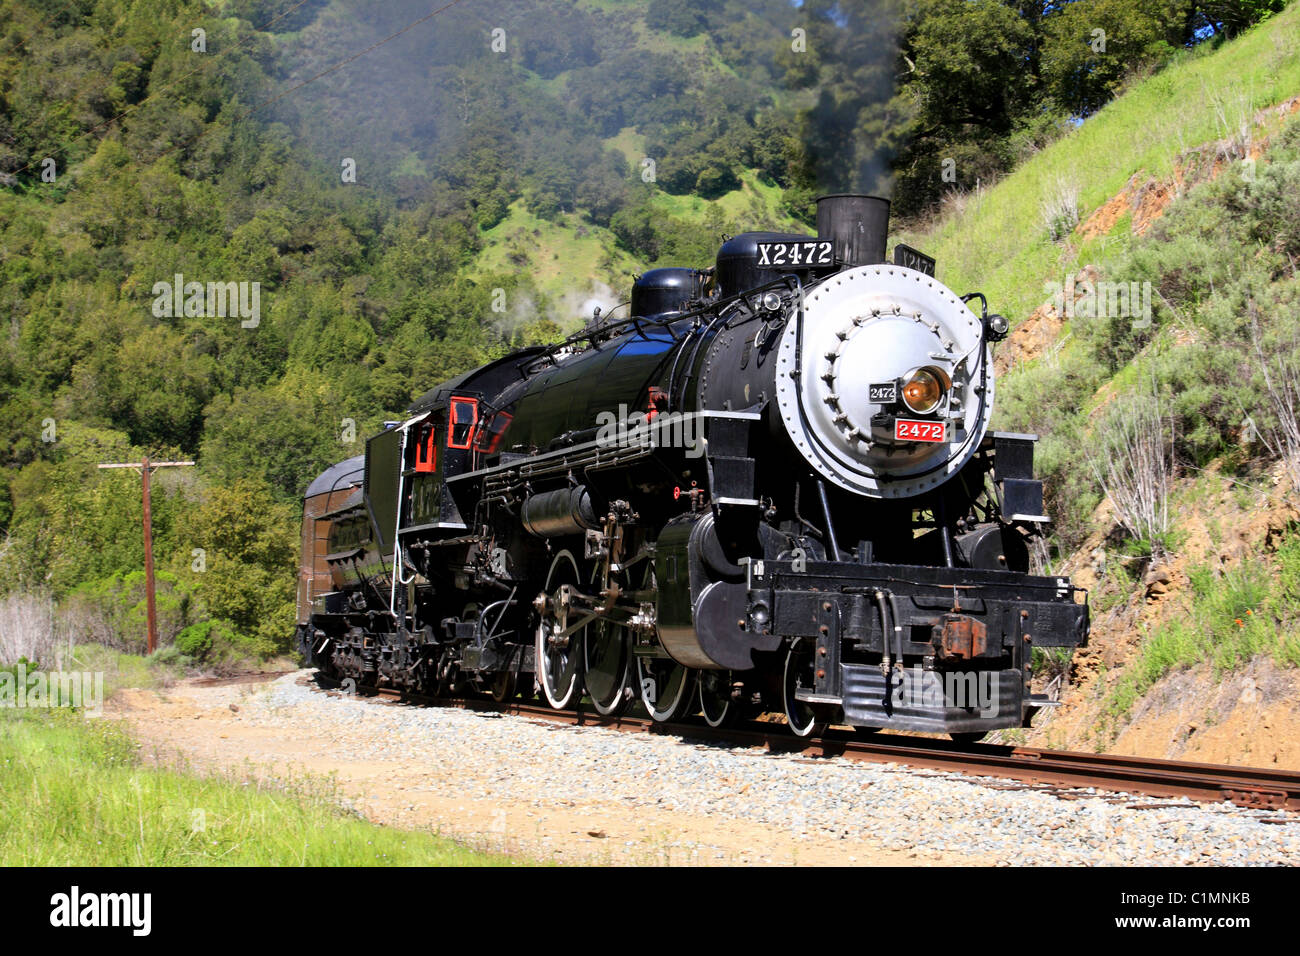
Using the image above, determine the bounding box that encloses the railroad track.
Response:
[304,675,1300,812]
[192,670,297,688]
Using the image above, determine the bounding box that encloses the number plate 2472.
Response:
[894,419,947,443]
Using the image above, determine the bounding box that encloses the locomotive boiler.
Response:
[296,194,1089,739]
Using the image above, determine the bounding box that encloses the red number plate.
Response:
[894,419,947,443]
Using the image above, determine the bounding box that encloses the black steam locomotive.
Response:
[295,194,1088,739]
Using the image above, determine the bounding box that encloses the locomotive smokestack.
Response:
[816,194,890,268]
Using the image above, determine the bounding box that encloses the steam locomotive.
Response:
[295,194,1089,739]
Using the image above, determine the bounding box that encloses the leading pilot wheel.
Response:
[536,551,585,710]
[636,657,696,723]
[783,639,827,738]
[697,670,740,728]
[582,568,634,717]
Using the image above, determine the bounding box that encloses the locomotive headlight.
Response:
[900,367,949,414]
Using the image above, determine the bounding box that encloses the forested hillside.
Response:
[0,0,1289,673]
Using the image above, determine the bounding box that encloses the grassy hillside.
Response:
[894,3,1300,533]
[890,5,1300,751]
[468,170,801,310]
[474,203,639,303]
[898,2,1300,323]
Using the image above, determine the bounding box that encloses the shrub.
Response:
[63,570,195,653]
[1086,377,1174,558]
[174,619,219,659]
[173,618,270,672]
[1040,174,1079,242]
[0,590,57,667]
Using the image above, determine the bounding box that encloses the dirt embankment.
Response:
[998,96,1300,763]
[1077,95,1300,241]
[998,95,1300,377]
[1028,468,1300,769]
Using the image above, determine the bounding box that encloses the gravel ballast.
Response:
[118,672,1300,866]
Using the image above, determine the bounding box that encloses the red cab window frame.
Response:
[474,411,513,454]
[448,397,478,449]
[415,425,438,473]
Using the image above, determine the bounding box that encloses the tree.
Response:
[648,0,705,37]
[199,385,345,501]
[183,479,298,655]
[1043,0,1191,117]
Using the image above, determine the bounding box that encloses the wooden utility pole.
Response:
[97,457,195,654]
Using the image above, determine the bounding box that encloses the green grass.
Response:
[46,642,274,698]
[896,3,1300,324]
[6,643,187,699]
[646,168,798,227]
[1104,534,1300,723]
[1090,554,1140,614]
[603,126,649,167]
[474,201,642,304]
[61,643,185,696]
[469,169,799,305]
[0,709,521,866]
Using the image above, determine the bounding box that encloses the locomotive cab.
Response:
[403,394,478,531]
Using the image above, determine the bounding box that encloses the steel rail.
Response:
[305,676,1300,812]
